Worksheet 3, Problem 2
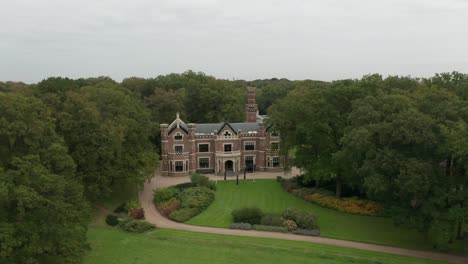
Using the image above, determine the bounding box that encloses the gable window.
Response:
[175,161,184,172]
[271,142,279,151]
[198,144,209,152]
[244,142,255,151]
[223,131,231,137]
[174,133,182,140]
[199,158,209,168]
[175,145,183,153]
[224,144,232,152]
[273,157,280,167]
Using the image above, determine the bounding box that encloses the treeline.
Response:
[268,72,468,248]
[0,71,310,263]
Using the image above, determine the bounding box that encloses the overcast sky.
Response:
[1,0,468,83]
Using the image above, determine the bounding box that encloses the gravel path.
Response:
[139,170,468,264]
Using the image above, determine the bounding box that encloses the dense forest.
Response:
[1,71,467,263]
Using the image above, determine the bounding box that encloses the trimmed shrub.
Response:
[191,173,216,190]
[125,199,140,211]
[282,208,317,230]
[169,208,201,222]
[119,219,155,233]
[254,225,288,233]
[105,214,119,226]
[276,176,283,182]
[173,182,196,191]
[158,197,181,216]
[129,208,145,219]
[293,229,320,236]
[113,203,127,214]
[229,223,252,230]
[304,193,382,216]
[260,213,283,226]
[281,180,298,192]
[282,220,298,231]
[179,187,215,210]
[153,187,180,203]
[232,207,263,224]
[291,188,315,198]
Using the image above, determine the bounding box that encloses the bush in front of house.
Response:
[282,208,317,230]
[254,225,288,233]
[291,188,316,199]
[292,228,320,236]
[231,207,264,225]
[229,223,252,230]
[260,213,283,226]
[179,186,215,210]
[105,214,119,226]
[169,208,201,222]
[153,187,180,204]
[191,173,216,190]
[282,219,298,231]
[173,182,196,191]
[276,176,283,182]
[158,197,181,216]
[119,219,156,233]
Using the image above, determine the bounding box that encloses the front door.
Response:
[225,160,233,172]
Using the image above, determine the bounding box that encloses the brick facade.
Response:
[160,87,283,176]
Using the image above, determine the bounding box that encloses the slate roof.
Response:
[195,122,260,135]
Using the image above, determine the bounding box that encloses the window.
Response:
[174,133,182,140]
[198,144,209,152]
[273,157,280,167]
[223,131,231,137]
[175,145,183,153]
[244,142,255,151]
[224,144,232,152]
[271,142,279,151]
[175,161,184,172]
[270,131,279,137]
[199,158,209,168]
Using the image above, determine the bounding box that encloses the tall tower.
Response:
[245,87,258,122]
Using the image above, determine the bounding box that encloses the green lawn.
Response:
[85,227,449,264]
[187,179,465,254]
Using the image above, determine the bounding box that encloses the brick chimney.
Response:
[245,87,258,122]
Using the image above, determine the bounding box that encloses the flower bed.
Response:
[304,193,382,216]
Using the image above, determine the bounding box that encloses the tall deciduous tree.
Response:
[0,93,89,264]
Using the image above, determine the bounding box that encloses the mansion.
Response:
[160,87,283,176]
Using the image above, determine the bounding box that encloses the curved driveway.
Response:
[139,170,468,264]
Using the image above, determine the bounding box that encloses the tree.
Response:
[0,93,89,264]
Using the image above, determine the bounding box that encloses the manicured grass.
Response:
[187,179,465,254]
[85,227,449,264]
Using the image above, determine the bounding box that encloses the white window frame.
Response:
[174,144,184,153]
[244,141,255,151]
[174,160,184,172]
[174,132,183,141]
[197,143,210,153]
[198,157,210,169]
[223,143,233,152]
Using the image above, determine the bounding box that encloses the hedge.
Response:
[191,173,216,190]
[119,219,155,233]
[173,182,196,191]
[232,207,263,224]
[260,213,283,226]
[157,197,181,216]
[292,228,320,236]
[229,223,252,230]
[169,208,201,222]
[282,208,317,230]
[304,193,382,216]
[254,225,288,233]
[128,208,145,219]
[153,187,180,203]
